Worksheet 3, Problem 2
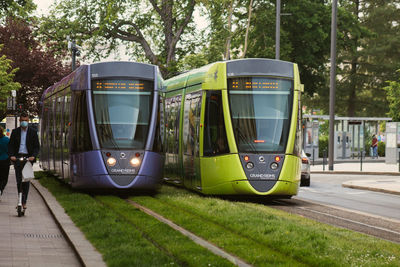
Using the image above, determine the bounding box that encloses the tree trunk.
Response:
[225,0,234,60]
[242,0,253,58]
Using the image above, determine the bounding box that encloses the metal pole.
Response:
[13,97,17,129]
[360,150,363,171]
[312,149,315,166]
[328,0,338,171]
[275,0,281,60]
[72,40,76,71]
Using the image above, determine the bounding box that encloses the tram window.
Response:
[203,91,229,156]
[71,91,92,153]
[228,77,293,153]
[92,79,153,149]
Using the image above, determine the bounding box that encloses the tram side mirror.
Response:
[306,153,311,157]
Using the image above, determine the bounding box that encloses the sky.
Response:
[33,0,53,16]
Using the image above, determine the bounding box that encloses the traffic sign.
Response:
[7,97,15,110]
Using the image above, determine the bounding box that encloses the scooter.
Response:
[16,157,29,217]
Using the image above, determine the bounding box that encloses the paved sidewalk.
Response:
[310,161,400,173]
[0,165,81,267]
[310,161,400,196]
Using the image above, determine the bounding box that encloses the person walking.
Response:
[8,113,40,210]
[371,134,378,159]
[0,126,10,199]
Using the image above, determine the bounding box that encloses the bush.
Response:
[365,139,372,156]
[378,142,385,157]
[318,135,328,158]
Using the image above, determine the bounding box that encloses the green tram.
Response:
[161,58,303,196]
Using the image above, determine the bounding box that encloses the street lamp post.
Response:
[67,37,81,71]
[11,90,17,129]
[276,0,281,60]
[275,1,291,60]
[328,0,338,171]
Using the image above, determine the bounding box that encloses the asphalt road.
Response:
[296,173,400,221]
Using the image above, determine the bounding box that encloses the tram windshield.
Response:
[228,77,293,153]
[92,79,153,149]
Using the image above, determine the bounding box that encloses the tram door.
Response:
[182,91,202,190]
[63,91,71,179]
[41,100,51,171]
[165,95,182,183]
[50,95,56,172]
[55,91,64,178]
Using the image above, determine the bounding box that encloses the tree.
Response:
[356,0,400,116]
[384,70,400,121]
[229,0,333,98]
[37,0,197,78]
[0,0,36,21]
[0,45,21,121]
[0,17,70,117]
[333,0,400,117]
[202,0,251,61]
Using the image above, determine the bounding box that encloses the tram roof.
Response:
[163,58,295,92]
[41,61,159,100]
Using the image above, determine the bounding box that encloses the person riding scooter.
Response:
[8,113,40,212]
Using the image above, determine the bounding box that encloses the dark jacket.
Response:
[8,127,40,161]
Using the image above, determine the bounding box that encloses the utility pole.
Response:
[328,0,338,171]
[275,0,281,60]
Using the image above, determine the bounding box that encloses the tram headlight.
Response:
[130,157,141,167]
[107,157,117,167]
[246,162,254,169]
[270,162,279,170]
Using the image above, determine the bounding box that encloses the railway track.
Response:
[89,187,400,266]
[268,198,400,244]
[92,194,306,267]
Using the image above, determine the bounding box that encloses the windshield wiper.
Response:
[234,113,257,152]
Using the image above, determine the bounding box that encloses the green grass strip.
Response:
[36,172,176,266]
[132,185,400,267]
[97,195,234,267]
[36,172,233,267]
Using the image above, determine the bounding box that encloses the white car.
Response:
[300,150,310,186]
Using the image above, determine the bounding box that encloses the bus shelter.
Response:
[303,115,392,160]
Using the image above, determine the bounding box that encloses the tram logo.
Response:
[110,168,135,174]
[250,173,275,179]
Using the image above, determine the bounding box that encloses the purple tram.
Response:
[39,61,164,191]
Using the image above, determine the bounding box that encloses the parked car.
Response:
[300,150,311,186]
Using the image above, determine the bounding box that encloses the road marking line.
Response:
[127,200,252,267]
[298,207,400,236]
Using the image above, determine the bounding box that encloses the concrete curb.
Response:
[342,182,400,196]
[312,171,400,176]
[31,180,107,267]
